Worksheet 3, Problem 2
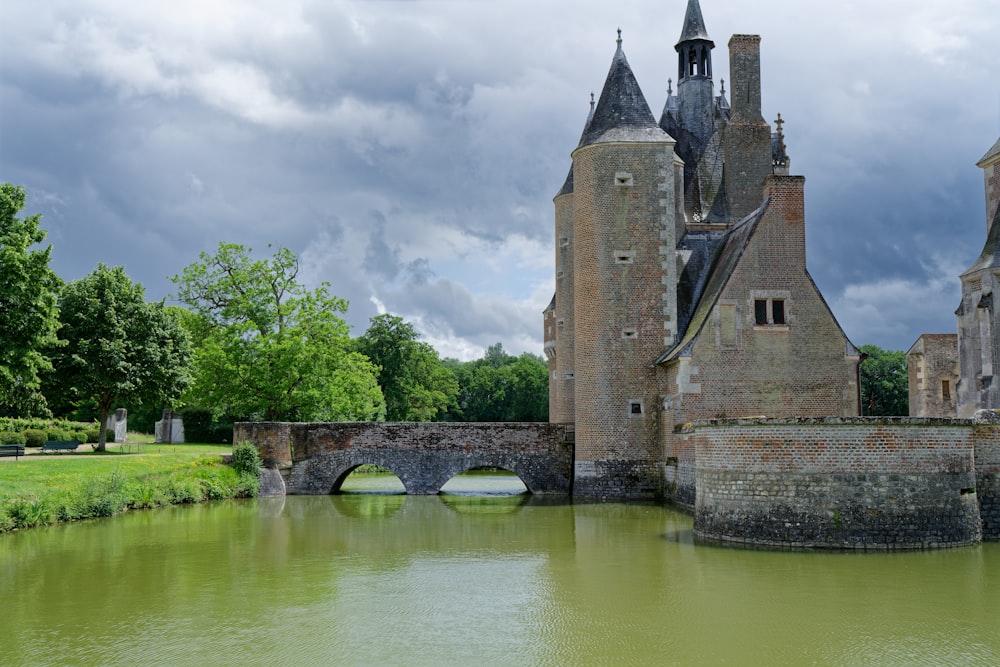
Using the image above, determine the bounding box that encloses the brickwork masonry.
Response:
[673,416,996,549]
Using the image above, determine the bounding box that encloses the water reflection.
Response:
[2,494,998,666]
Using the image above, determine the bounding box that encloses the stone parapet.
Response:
[680,417,987,549]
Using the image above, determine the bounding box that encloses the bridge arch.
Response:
[237,421,572,496]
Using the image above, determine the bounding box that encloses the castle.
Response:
[544,0,861,498]
[909,137,1000,419]
[243,0,999,550]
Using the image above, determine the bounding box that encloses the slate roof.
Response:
[544,293,556,313]
[978,136,1000,167]
[657,202,770,363]
[579,37,668,148]
[962,203,1000,275]
[556,96,597,197]
[676,0,714,48]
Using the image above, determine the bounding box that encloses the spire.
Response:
[578,30,662,148]
[675,0,714,82]
[676,0,714,48]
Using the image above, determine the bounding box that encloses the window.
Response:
[754,299,768,325]
[942,380,951,400]
[752,294,790,327]
[614,250,635,264]
[772,300,785,324]
[629,401,643,416]
[622,328,638,339]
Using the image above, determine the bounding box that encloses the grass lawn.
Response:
[0,434,252,532]
[0,437,232,501]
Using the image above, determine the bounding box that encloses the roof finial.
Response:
[590,92,596,110]
[667,78,673,96]
[720,78,725,95]
[617,28,622,48]
[773,113,790,174]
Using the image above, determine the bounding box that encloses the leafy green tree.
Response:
[0,184,62,417]
[859,344,908,416]
[451,344,548,422]
[172,243,384,422]
[50,264,192,450]
[355,314,458,421]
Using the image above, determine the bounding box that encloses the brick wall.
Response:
[682,417,984,549]
[571,139,678,498]
[553,191,576,425]
[973,411,1000,539]
[723,34,773,220]
[668,176,860,425]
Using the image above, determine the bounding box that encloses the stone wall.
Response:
[234,422,573,496]
[973,411,1000,539]
[681,417,983,549]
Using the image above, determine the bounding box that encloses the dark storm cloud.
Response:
[2,0,998,358]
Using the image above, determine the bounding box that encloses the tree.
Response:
[172,243,384,422]
[859,344,908,416]
[51,264,192,450]
[0,184,62,417]
[451,344,549,422]
[355,313,458,421]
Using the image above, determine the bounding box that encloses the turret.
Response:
[571,32,681,497]
[550,95,595,426]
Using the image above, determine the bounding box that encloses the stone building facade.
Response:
[545,0,861,498]
[907,137,1000,418]
[907,334,959,418]
[957,138,1000,416]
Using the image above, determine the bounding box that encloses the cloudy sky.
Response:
[2,0,999,359]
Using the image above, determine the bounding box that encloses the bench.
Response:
[0,445,25,460]
[41,440,81,454]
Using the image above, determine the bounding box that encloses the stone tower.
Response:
[956,137,1000,417]
[548,97,595,427]
[569,33,682,496]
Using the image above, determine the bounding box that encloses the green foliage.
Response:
[859,344,909,416]
[231,441,263,477]
[355,314,459,421]
[172,243,385,422]
[0,431,21,444]
[48,264,192,450]
[23,429,46,447]
[448,344,549,422]
[0,184,63,417]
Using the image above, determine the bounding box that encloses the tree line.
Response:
[1,184,549,447]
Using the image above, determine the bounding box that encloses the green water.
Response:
[2,473,998,666]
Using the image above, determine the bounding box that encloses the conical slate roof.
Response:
[579,34,668,148]
[676,0,714,48]
[978,136,1000,167]
[556,95,598,197]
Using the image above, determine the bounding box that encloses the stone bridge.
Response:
[233,422,573,495]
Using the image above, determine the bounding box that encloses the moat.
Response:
[3,473,998,666]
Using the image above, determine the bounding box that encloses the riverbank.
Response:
[0,437,260,533]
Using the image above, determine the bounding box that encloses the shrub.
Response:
[85,429,101,444]
[0,431,23,445]
[232,442,263,477]
[237,472,261,497]
[23,429,46,448]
